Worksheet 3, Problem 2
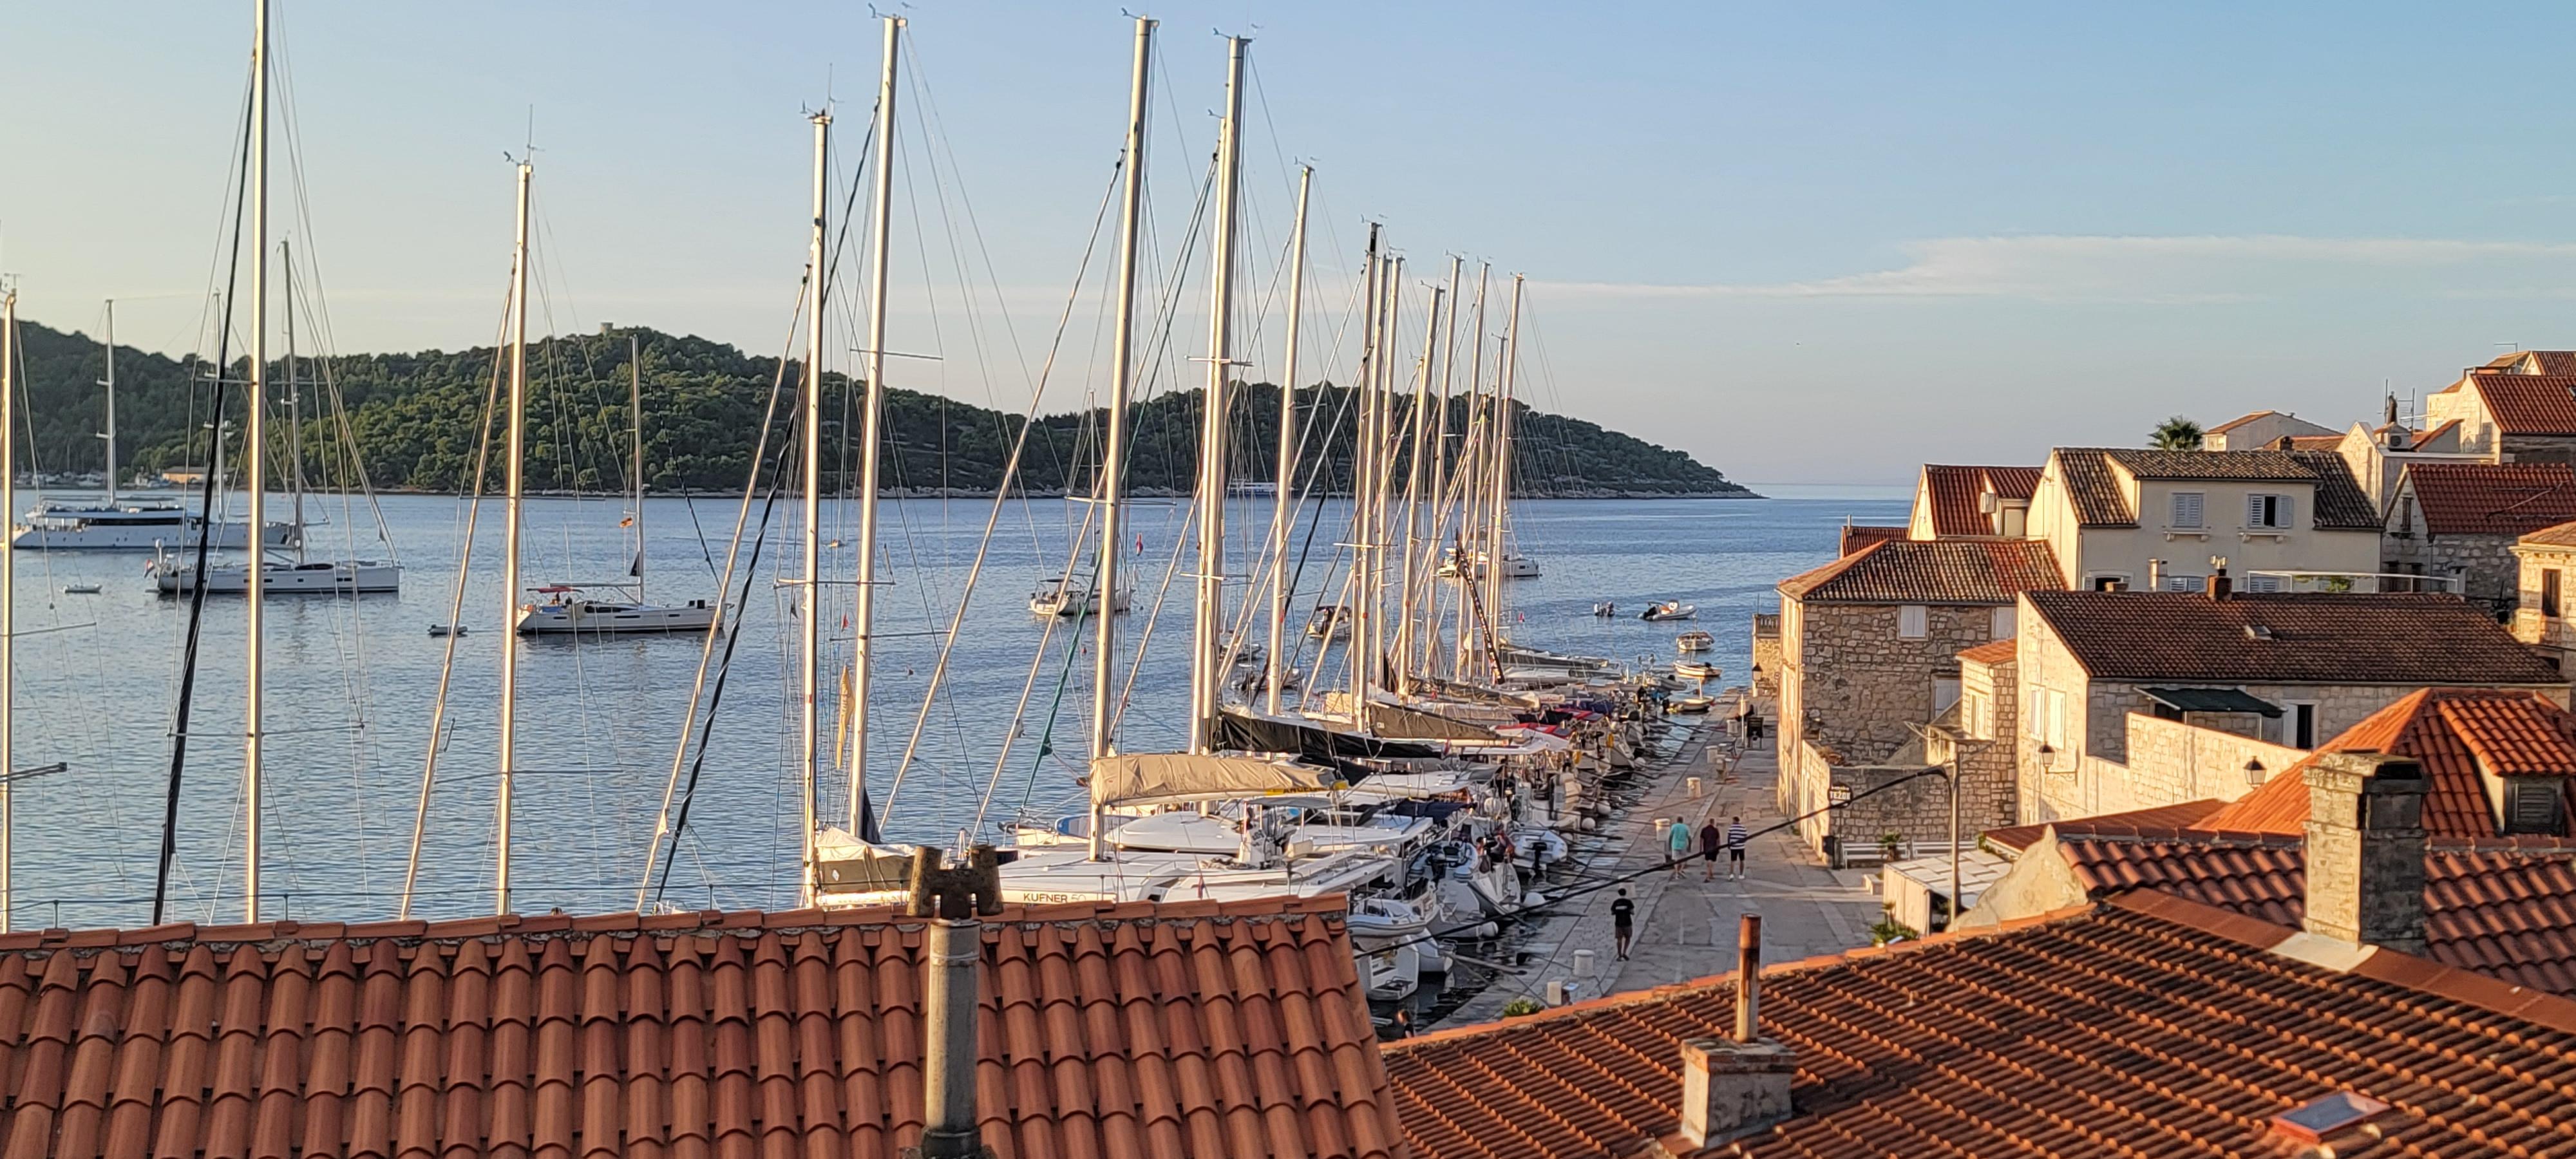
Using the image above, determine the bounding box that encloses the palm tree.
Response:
[2149,415,2204,451]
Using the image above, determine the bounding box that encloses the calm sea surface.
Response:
[3,488,1906,928]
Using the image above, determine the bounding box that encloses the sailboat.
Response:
[17,309,296,553]
[151,242,400,596]
[515,335,718,635]
[1027,570,1130,617]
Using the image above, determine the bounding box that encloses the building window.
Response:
[2246,574,2283,593]
[2164,574,2202,592]
[1990,605,2016,638]
[1898,605,1928,639]
[1935,677,1961,713]
[2248,493,2295,529]
[2088,574,2130,592]
[2170,491,2204,529]
[2288,702,2317,749]
[2546,569,2563,619]
[2508,780,2562,834]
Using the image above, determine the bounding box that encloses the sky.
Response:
[11,3,2576,485]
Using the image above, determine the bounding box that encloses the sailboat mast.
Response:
[1347,227,1380,716]
[1395,285,1441,697]
[1365,256,1401,715]
[797,109,829,901]
[1,289,15,934]
[1452,261,1489,679]
[243,0,270,923]
[1426,256,1461,674]
[496,158,531,916]
[1483,274,1523,652]
[1090,15,1152,818]
[849,14,903,833]
[1264,164,1311,715]
[1188,35,1247,755]
[100,300,117,508]
[283,239,305,565]
[630,333,644,603]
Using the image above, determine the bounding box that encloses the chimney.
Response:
[2148,559,2165,590]
[909,845,1005,1159]
[2205,568,2231,601]
[2302,753,2427,954]
[1676,915,1797,1150]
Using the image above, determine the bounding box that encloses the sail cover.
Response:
[1213,706,1441,763]
[1321,693,1505,744]
[1090,752,1341,807]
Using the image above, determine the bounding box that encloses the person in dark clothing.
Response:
[1699,818,1725,881]
[1610,887,1636,959]
[1391,1007,1415,1038]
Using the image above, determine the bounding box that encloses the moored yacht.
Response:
[516,584,720,634]
[15,497,293,551]
[150,552,401,595]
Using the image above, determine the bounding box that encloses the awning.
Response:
[2141,686,2282,717]
[1089,752,1342,807]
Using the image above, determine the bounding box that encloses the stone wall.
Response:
[1779,598,2002,767]
[1783,739,1950,861]
[2103,714,2306,811]
[2513,544,2576,675]
[1750,614,1783,700]
[2500,433,2576,467]
[2383,531,2521,615]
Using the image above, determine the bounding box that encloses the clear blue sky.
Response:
[9,2,2576,484]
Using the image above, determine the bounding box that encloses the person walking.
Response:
[1611,887,1636,959]
[1727,815,1750,880]
[1699,816,1724,881]
[1666,815,1694,874]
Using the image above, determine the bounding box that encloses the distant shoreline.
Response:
[52,484,1766,502]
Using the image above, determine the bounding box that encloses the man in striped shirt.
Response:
[1726,816,1749,880]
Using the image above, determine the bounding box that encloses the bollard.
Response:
[1653,816,1672,839]
[1573,948,1597,979]
[1686,776,1704,798]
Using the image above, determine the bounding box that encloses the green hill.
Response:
[8,320,1756,499]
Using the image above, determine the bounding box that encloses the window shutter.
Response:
[2278,495,2294,528]
[2247,494,2266,527]
[2172,492,2202,528]
[1898,605,1928,639]
[1991,605,2016,637]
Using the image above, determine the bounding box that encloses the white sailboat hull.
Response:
[155,559,401,595]
[15,516,294,552]
[516,598,720,635]
[1437,551,1539,580]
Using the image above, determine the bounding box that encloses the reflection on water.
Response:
[3,491,1904,927]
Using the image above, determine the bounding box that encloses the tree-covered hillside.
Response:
[9,321,1755,499]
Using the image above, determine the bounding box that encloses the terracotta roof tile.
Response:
[1955,638,2018,666]
[2519,518,2576,550]
[0,900,1403,1159]
[2400,462,2576,535]
[2045,829,2576,999]
[1383,896,2576,1158]
[2050,448,2136,527]
[2204,410,2286,435]
[2198,688,2576,839]
[1777,539,2063,605]
[1834,524,1905,556]
[2021,591,2564,684]
[1981,800,2228,857]
[1918,465,2040,537]
[2048,448,2377,531]
[2465,372,2576,435]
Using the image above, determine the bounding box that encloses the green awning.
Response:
[2141,686,2282,717]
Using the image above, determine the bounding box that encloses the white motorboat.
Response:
[1676,630,1714,653]
[1028,572,1130,617]
[516,585,721,635]
[1674,659,1720,681]
[1591,601,1617,617]
[14,498,294,552]
[1306,603,1350,641]
[1437,549,1540,580]
[150,552,401,596]
[1640,600,1697,622]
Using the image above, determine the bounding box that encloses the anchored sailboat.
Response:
[515,335,719,634]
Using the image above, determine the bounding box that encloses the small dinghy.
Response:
[1670,694,1716,713]
[61,583,101,595]
[1676,629,1714,652]
[1640,600,1697,622]
[1591,601,1617,617]
[429,623,469,637]
[1674,659,1721,681]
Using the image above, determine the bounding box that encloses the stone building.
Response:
[2510,519,2576,675]
[1906,464,2042,540]
[2200,409,2334,451]
[1773,538,2061,859]
[2012,583,2566,823]
[2382,461,2576,614]
[2423,352,2576,464]
[2026,447,2382,592]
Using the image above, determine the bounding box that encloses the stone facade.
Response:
[2302,752,2430,954]
[1777,599,1999,768]
[2511,540,2576,675]
[2381,529,2521,615]
[1749,614,1782,700]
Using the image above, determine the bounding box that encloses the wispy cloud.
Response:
[1537,234,2576,304]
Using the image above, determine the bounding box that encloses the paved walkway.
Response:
[1433,723,1880,1029]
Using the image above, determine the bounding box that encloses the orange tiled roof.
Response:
[2048,448,2378,531]
[1776,539,2063,605]
[2197,688,2576,838]
[1980,798,2228,856]
[2464,373,2576,435]
[1954,638,2018,666]
[2520,518,2576,550]
[1918,465,2041,537]
[1381,892,2576,1158]
[2275,433,2344,451]
[1834,524,1905,556]
[2045,829,2576,997]
[2204,409,2284,435]
[2484,350,2576,377]
[2400,462,2576,536]
[2020,591,2566,686]
[0,897,1405,1159]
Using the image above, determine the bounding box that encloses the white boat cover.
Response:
[1091,752,1341,807]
